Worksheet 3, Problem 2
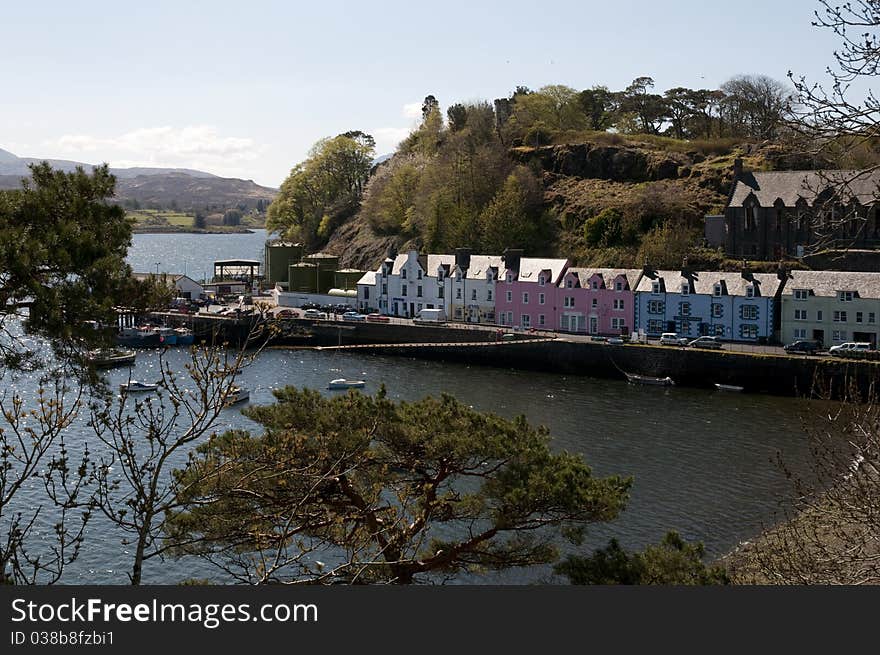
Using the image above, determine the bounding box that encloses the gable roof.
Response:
[634,270,783,297]
[564,268,640,289]
[453,254,504,280]
[357,271,376,286]
[507,257,569,284]
[785,270,880,298]
[729,170,880,208]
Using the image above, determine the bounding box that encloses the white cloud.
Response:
[372,126,412,155]
[51,126,265,178]
[402,102,423,119]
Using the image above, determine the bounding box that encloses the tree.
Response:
[555,532,730,585]
[166,388,631,584]
[222,209,242,226]
[0,163,137,583]
[421,95,439,122]
[617,77,668,134]
[193,210,207,230]
[720,74,792,139]
[479,168,544,252]
[447,103,468,132]
[664,87,695,140]
[578,86,616,131]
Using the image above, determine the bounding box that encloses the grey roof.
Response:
[785,270,880,299]
[506,257,569,285]
[453,254,505,280]
[564,268,640,289]
[729,170,880,208]
[634,270,783,297]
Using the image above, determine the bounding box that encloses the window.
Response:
[833,311,848,322]
[381,283,387,294]
[539,314,545,326]
[402,284,408,296]
[870,312,876,324]
[417,269,422,280]
[713,284,722,297]
[506,272,513,283]
[505,291,512,303]
[401,269,407,279]
[565,278,573,288]
[741,305,758,321]
[647,319,665,333]
[456,288,462,299]
[712,304,723,318]
[794,309,807,321]
[793,328,807,339]
[611,317,625,330]
[746,286,755,298]
[648,300,665,314]
[679,302,691,316]
[714,325,725,337]
[740,324,759,339]
[521,314,531,328]
[776,208,783,233]
[539,293,545,305]
[591,298,598,308]
[507,311,513,325]
[487,289,493,301]
[538,275,545,286]
[417,303,422,312]
[817,310,823,321]
[438,287,444,298]
[591,280,599,290]
[522,292,529,304]
[563,296,574,308]
[651,281,661,294]
[615,281,623,291]
[417,285,423,298]
[832,330,846,342]
[794,289,808,301]
[857,312,864,323]
[679,320,693,336]
[613,299,625,310]
[681,284,689,296]
[838,291,854,302]
[745,206,756,231]
[471,289,477,301]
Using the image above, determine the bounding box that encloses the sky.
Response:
[0,0,851,187]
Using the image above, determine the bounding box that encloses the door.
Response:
[589,316,598,334]
[409,303,415,317]
[813,329,824,347]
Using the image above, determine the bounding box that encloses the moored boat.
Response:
[225,386,250,405]
[714,383,744,392]
[328,378,366,390]
[116,326,161,348]
[154,326,178,346]
[120,380,159,393]
[87,348,136,368]
[174,327,195,346]
[625,372,674,386]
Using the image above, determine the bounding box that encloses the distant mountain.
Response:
[0,147,276,211]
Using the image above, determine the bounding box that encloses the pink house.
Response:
[495,251,569,330]
[557,268,636,335]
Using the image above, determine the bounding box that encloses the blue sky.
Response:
[0,0,846,187]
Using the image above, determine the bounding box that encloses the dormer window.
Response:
[746,285,755,298]
[538,275,546,286]
[615,281,623,291]
[652,281,661,294]
[506,272,513,283]
[681,284,689,296]
[566,278,573,289]
[794,289,809,301]
[713,283,722,297]
[838,291,854,302]
[591,281,599,290]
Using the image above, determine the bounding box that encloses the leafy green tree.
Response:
[166,388,631,584]
[267,133,375,247]
[720,74,792,139]
[479,167,544,252]
[617,77,668,134]
[222,208,242,226]
[447,103,468,132]
[193,210,207,229]
[583,208,624,247]
[578,86,616,131]
[555,532,730,585]
[664,87,695,139]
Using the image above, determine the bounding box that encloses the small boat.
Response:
[715,383,744,392]
[154,326,178,346]
[225,386,250,405]
[87,348,136,368]
[116,326,161,348]
[625,372,674,386]
[174,327,195,346]
[120,380,159,393]
[328,378,366,390]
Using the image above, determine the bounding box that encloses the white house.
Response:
[133,273,204,299]
[445,254,504,323]
[356,271,377,313]
[370,250,456,318]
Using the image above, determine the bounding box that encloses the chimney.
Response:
[502,248,522,273]
[733,158,743,181]
[455,247,472,272]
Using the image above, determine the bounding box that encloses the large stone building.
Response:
[721,161,880,260]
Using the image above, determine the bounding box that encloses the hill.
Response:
[0,147,276,212]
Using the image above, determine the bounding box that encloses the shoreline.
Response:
[132,226,258,235]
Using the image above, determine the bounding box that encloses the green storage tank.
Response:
[334,269,365,291]
[265,241,304,286]
[303,253,339,272]
[288,263,318,293]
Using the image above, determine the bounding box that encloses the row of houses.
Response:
[355,249,880,347]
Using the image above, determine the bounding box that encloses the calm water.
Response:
[2,232,815,584]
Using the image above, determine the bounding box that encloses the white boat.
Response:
[715,383,744,392]
[88,348,136,368]
[625,372,674,386]
[119,380,159,393]
[225,386,250,405]
[328,378,366,390]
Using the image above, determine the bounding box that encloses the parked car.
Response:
[783,339,820,355]
[342,311,366,321]
[828,342,872,356]
[687,336,723,350]
[276,309,299,319]
[606,336,625,345]
[302,308,325,319]
[659,332,687,346]
[366,313,390,323]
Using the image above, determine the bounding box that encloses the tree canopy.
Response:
[166,387,631,584]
